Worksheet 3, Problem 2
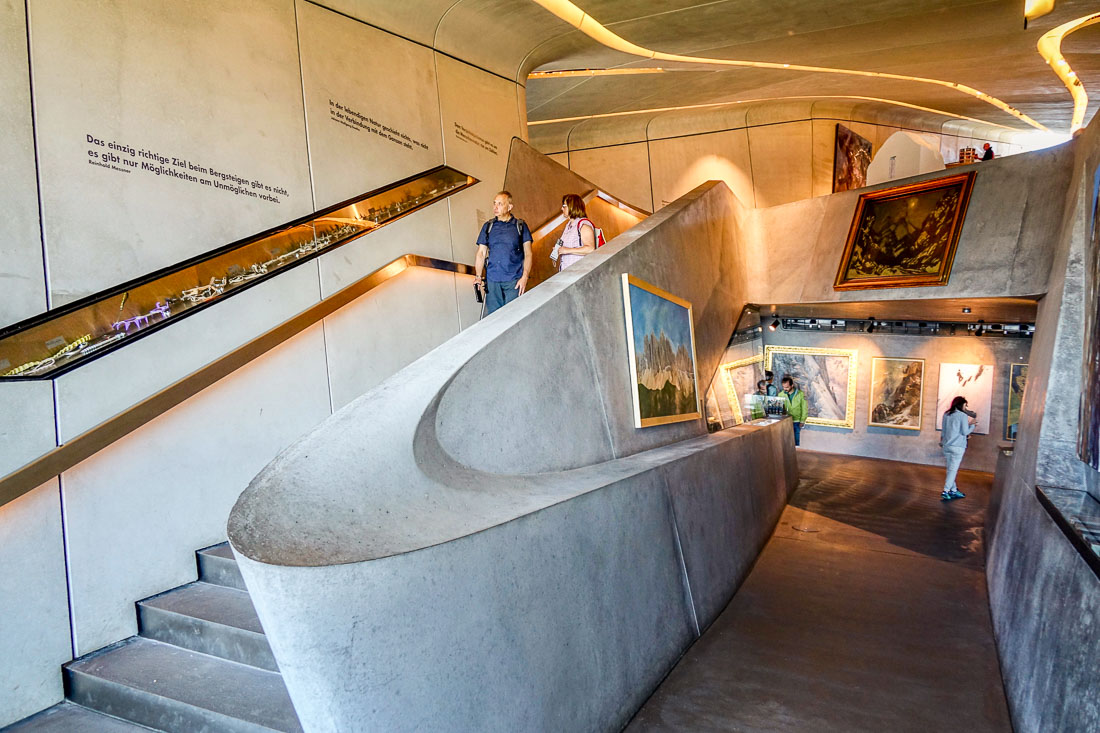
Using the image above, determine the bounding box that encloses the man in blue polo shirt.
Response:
[475,191,533,314]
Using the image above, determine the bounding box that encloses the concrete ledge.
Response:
[228,181,798,730]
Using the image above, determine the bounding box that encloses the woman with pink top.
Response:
[554,193,597,271]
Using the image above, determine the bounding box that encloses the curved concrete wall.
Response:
[985,114,1100,733]
[531,99,1038,212]
[229,181,799,731]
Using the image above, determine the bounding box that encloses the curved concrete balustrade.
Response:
[228,180,799,731]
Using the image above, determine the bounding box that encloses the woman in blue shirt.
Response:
[941,396,977,501]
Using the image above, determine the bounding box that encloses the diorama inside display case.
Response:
[0,166,476,379]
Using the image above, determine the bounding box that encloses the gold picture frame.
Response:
[621,273,701,428]
[834,171,976,290]
[868,357,925,431]
[764,345,858,429]
[720,354,764,425]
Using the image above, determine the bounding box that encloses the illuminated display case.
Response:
[0,166,476,380]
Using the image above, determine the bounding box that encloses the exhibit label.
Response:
[84,133,290,204]
[328,98,429,152]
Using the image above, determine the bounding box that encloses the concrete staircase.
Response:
[3,545,301,733]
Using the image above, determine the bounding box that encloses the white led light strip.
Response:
[529,0,1048,131]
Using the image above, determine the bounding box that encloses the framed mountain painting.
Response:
[621,274,701,428]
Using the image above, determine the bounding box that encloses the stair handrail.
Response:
[0,254,473,510]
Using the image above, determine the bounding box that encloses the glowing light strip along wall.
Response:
[527,95,1016,129]
[529,0,1047,131]
[1038,12,1100,132]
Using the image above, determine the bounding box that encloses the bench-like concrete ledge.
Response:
[228,181,798,732]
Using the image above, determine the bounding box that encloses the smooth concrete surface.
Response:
[532,99,1032,213]
[984,113,1100,733]
[569,142,654,211]
[233,424,796,732]
[747,142,1074,306]
[27,0,314,304]
[434,181,744,474]
[760,328,1032,473]
[0,381,57,479]
[2,5,531,720]
[629,452,1012,733]
[866,131,946,185]
[61,324,330,656]
[748,121,814,208]
[650,129,755,209]
[0,479,71,728]
[0,0,46,328]
[315,201,454,299]
[436,52,524,263]
[2,703,152,732]
[228,182,799,731]
[297,0,443,210]
[322,266,463,411]
[53,260,323,442]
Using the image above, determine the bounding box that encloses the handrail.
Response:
[0,255,473,509]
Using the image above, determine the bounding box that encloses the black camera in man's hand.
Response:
[473,280,483,303]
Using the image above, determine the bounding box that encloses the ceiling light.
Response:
[962,307,972,314]
[866,319,875,334]
[528,0,1047,130]
[769,319,780,331]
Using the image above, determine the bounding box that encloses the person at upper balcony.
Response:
[475,191,533,314]
[980,143,994,161]
[553,194,597,271]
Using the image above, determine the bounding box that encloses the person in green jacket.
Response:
[781,376,808,446]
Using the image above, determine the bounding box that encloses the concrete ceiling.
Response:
[320,0,1097,135]
[520,0,1100,135]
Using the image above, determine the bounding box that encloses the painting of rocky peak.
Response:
[764,346,857,429]
[622,274,700,428]
[869,357,924,430]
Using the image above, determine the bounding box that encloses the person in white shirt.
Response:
[553,194,597,271]
[941,395,977,501]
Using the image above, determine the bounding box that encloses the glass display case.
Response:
[0,166,476,379]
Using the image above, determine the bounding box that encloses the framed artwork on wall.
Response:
[833,124,873,193]
[834,171,976,291]
[720,353,764,425]
[868,357,925,430]
[621,274,701,428]
[764,345,858,429]
[936,363,994,434]
[1005,363,1029,441]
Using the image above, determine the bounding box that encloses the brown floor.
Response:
[627,451,1013,733]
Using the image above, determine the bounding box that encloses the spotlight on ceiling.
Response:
[830,319,838,326]
[950,324,958,336]
[809,319,817,326]
[866,318,875,334]
[769,319,780,331]
[962,307,972,314]
[975,319,985,337]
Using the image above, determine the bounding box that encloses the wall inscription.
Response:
[454,122,498,155]
[84,133,290,204]
[328,99,428,152]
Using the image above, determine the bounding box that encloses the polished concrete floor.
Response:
[627,451,1013,733]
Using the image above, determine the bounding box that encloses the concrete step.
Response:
[138,581,277,672]
[0,702,155,732]
[196,542,246,591]
[64,637,302,733]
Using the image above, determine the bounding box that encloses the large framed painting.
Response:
[936,363,994,435]
[834,171,976,290]
[1005,363,1028,441]
[621,274,701,428]
[763,345,858,429]
[833,124,873,193]
[1080,173,1100,468]
[720,353,764,425]
[868,357,924,430]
